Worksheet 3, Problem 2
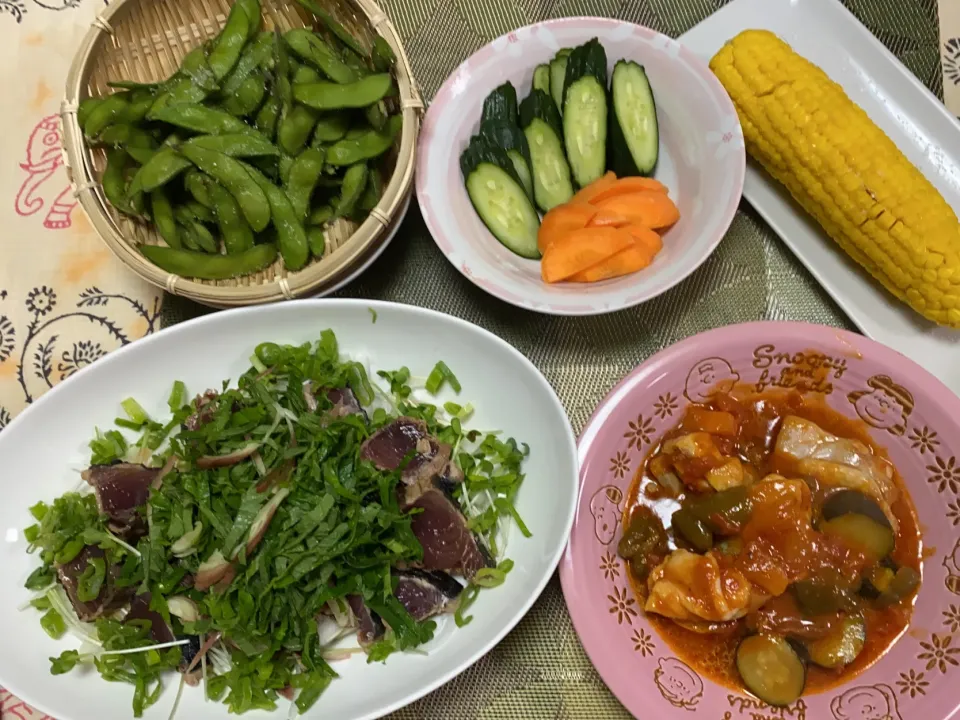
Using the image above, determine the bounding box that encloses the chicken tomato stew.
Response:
[618,390,921,707]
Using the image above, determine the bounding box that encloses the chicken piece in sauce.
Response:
[645,549,755,622]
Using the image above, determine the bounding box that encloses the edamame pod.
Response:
[208,0,260,80]
[279,105,319,157]
[77,97,104,129]
[184,170,216,209]
[209,180,255,254]
[222,74,267,117]
[295,0,368,58]
[284,148,325,221]
[334,163,369,218]
[129,147,192,193]
[308,204,333,225]
[174,206,218,253]
[365,101,389,131]
[243,163,310,271]
[150,76,209,114]
[293,74,393,110]
[149,103,254,135]
[307,226,326,258]
[149,188,181,249]
[359,166,383,212]
[84,93,129,138]
[102,149,132,214]
[179,46,219,92]
[255,94,282,140]
[181,145,271,232]
[183,133,280,158]
[141,243,277,279]
[311,112,350,144]
[220,31,272,97]
[184,200,216,224]
[283,29,357,84]
[279,154,295,186]
[325,114,401,166]
[372,36,396,72]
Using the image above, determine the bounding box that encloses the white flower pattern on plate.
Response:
[706,115,744,160]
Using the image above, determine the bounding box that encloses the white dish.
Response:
[0,300,578,720]
[680,0,960,395]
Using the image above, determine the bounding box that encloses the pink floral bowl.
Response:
[560,321,960,720]
[416,17,745,316]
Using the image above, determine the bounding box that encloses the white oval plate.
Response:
[417,17,745,316]
[0,300,578,720]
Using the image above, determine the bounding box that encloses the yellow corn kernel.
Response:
[710,30,960,328]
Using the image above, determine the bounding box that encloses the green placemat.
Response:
[161,1,942,717]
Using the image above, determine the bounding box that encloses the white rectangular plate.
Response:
[680,0,960,395]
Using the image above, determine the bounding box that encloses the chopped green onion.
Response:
[368,307,378,324]
[167,380,187,412]
[425,361,461,394]
[495,498,532,538]
[40,608,67,639]
[121,397,150,426]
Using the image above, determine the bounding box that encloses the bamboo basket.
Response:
[60,0,422,307]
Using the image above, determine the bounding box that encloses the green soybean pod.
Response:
[84,93,130,138]
[307,226,326,258]
[150,76,209,114]
[185,200,216,224]
[284,148,325,221]
[359,166,383,212]
[295,0,368,58]
[207,0,260,80]
[127,146,157,165]
[221,31,273,96]
[181,145,271,233]
[283,29,357,85]
[77,97,105,129]
[334,163,369,218]
[243,163,309,271]
[364,101,389,131]
[209,180,255,254]
[279,154,295,186]
[179,45,219,92]
[308,204,334,225]
[129,147,192,193]
[310,112,350,146]
[149,104,253,135]
[184,170,215,209]
[255,93,282,140]
[292,74,392,110]
[325,114,401,166]
[141,243,278,280]
[121,90,156,124]
[149,187,181,249]
[177,221,202,251]
[371,36,397,72]
[279,108,319,159]
[102,149,131,213]
[99,123,156,151]
[174,205,218,253]
[184,133,280,158]
[222,74,267,117]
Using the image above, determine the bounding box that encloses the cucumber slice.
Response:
[736,635,806,707]
[609,60,659,176]
[460,141,540,259]
[519,90,574,211]
[481,82,519,125]
[533,64,551,95]
[563,39,608,187]
[480,120,534,199]
[549,50,570,115]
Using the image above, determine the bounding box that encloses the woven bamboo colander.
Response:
[60,0,421,307]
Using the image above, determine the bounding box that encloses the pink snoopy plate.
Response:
[559,321,960,720]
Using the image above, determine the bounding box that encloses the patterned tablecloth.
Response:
[0,0,955,718]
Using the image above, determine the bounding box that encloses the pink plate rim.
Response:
[559,320,960,718]
[415,16,746,317]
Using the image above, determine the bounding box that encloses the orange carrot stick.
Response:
[570,171,617,204]
[568,225,662,282]
[586,209,630,228]
[537,203,598,252]
[540,227,633,283]
[588,177,668,205]
[594,192,680,230]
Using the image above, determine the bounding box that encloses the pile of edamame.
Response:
[79,0,402,281]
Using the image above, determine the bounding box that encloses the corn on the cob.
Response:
[710,30,960,328]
